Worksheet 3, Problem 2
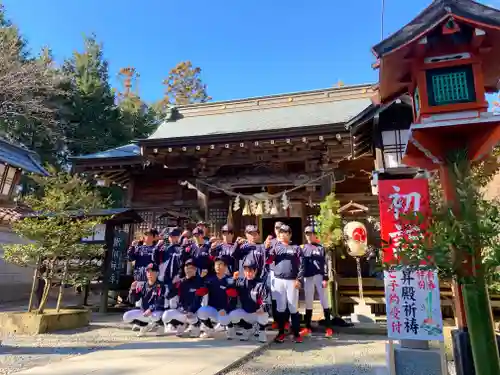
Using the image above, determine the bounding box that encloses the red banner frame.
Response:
[378,178,431,264]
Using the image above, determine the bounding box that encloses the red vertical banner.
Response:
[378,179,431,264]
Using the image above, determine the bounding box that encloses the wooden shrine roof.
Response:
[372,0,500,58]
[144,84,374,145]
[72,144,141,161]
[0,138,48,175]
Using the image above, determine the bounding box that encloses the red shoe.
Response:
[284,322,290,331]
[325,328,334,337]
[293,335,303,343]
[271,322,279,330]
[274,333,286,343]
[300,328,312,337]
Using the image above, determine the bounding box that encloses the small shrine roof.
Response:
[0,138,48,175]
[72,144,140,160]
[146,84,374,143]
[373,0,500,58]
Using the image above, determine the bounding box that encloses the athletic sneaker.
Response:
[325,328,334,337]
[137,322,157,337]
[257,330,267,343]
[189,325,201,338]
[274,333,286,343]
[164,323,176,335]
[271,322,279,330]
[300,328,312,337]
[239,329,252,341]
[200,328,215,338]
[176,324,187,337]
[132,324,140,331]
[226,326,236,340]
[293,335,303,343]
[214,323,225,332]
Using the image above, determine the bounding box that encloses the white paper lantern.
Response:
[343,221,368,257]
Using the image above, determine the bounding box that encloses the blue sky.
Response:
[3,0,499,103]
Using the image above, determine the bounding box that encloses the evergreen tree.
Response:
[116,67,158,139]
[62,35,124,157]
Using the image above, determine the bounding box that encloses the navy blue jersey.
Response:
[204,275,238,311]
[232,242,267,280]
[186,242,213,273]
[128,244,155,280]
[298,243,328,280]
[234,277,269,314]
[154,243,182,285]
[269,242,302,280]
[129,280,165,312]
[211,243,235,273]
[266,238,280,271]
[169,276,205,314]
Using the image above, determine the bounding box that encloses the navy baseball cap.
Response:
[245,225,259,233]
[146,263,159,272]
[214,255,229,265]
[221,224,234,233]
[192,227,204,236]
[279,224,292,233]
[304,226,316,234]
[243,258,258,269]
[168,227,182,236]
[184,258,196,267]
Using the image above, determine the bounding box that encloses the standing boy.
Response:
[123,263,165,336]
[128,228,159,281]
[299,226,333,337]
[232,225,267,281]
[210,224,235,274]
[267,224,303,343]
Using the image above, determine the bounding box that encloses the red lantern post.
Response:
[372,1,500,374]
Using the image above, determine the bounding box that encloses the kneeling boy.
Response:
[197,256,238,339]
[161,259,205,337]
[123,263,165,336]
[229,259,269,343]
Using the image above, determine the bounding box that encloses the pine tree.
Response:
[62,35,124,157]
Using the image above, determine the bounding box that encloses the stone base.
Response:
[388,343,444,375]
[350,302,376,323]
[0,309,90,334]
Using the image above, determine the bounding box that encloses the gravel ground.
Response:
[0,313,148,375]
[223,335,389,375]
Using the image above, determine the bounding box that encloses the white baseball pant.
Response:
[123,309,163,324]
[162,308,199,325]
[272,277,299,314]
[197,306,231,326]
[267,270,276,298]
[229,308,269,326]
[304,274,330,310]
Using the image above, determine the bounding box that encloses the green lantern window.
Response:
[426,64,476,107]
[413,87,420,117]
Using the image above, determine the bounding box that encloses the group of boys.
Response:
[123,221,334,344]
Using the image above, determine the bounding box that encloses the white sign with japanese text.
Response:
[384,268,444,341]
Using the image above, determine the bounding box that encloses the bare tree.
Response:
[0,38,63,127]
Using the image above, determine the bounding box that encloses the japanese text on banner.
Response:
[378,179,431,264]
[384,268,443,341]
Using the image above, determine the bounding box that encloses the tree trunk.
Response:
[37,277,51,314]
[28,259,40,312]
[56,261,69,312]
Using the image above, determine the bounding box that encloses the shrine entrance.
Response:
[261,217,303,244]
